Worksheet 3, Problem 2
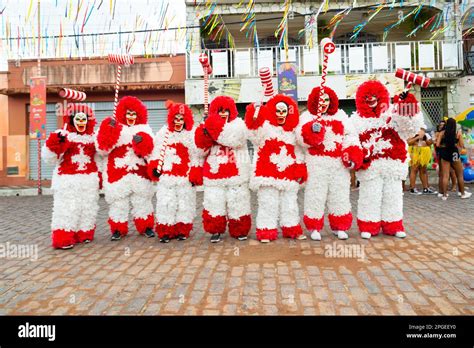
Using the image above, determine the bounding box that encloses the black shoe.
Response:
[210,234,221,243]
[160,236,171,243]
[422,187,437,195]
[144,228,156,238]
[177,234,187,241]
[237,235,248,241]
[111,231,121,241]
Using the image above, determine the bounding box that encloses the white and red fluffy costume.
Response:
[148,101,203,240]
[351,81,424,239]
[245,94,307,242]
[42,104,100,249]
[96,96,155,237]
[194,96,252,239]
[295,86,363,240]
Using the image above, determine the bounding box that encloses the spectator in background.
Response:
[436,118,471,200]
[407,128,437,195]
[434,120,458,196]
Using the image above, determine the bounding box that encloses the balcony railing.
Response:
[186,40,463,79]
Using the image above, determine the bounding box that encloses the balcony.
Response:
[185,40,463,104]
[187,40,463,79]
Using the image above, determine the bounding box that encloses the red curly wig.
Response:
[355,80,390,118]
[209,96,238,122]
[265,94,299,131]
[165,100,194,131]
[393,92,420,117]
[116,96,148,125]
[62,103,96,134]
[307,86,339,116]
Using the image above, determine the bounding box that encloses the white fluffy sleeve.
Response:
[216,117,249,148]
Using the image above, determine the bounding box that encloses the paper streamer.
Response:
[59,88,87,101]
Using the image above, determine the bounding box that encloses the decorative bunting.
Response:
[351,3,384,41]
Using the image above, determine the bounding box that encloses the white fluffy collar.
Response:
[117,124,153,147]
[350,110,392,133]
[66,132,95,144]
[261,121,296,145]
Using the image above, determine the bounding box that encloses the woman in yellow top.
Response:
[407,128,437,195]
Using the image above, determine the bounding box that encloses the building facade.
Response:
[185,0,473,127]
[0,55,185,186]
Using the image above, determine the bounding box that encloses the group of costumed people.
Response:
[43,78,424,249]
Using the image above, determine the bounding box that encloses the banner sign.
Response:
[277,61,298,102]
[29,76,47,140]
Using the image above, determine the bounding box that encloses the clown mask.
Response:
[174,114,185,132]
[125,109,137,126]
[320,93,330,114]
[276,102,288,125]
[73,112,88,133]
[218,108,230,122]
[365,95,378,109]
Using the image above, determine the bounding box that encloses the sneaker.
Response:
[210,234,221,243]
[83,239,91,244]
[237,235,248,241]
[441,195,448,201]
[260,239,270,243]
[310,230,321,241]
[335,231,349,240]
[111,231,121,241]
[422,188,437,195]
[395,231,407,238]
[297,234,307,240]
[437,193,443,198]
[160,235,171,243]
[461,192,472,199]
[360,232,372,239]
[457,191,462,197]
[60,244,74,250]
[177,234,187,241]
[409,188,422,195]
[144,228,156,238]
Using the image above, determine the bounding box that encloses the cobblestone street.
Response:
[1,189,473,315]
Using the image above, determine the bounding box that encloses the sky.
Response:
[0,0,187,70]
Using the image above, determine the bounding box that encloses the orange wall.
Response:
[0,55,185,187]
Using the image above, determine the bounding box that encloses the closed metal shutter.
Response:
[28,103,59,180]
[144,100,167,133]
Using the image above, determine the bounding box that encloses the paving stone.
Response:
[0,192,472,315]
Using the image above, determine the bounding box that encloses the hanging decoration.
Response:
[274,0,291,57]
[382,4,423,41]
[239,0,259,48]
[350,3,385,41]
[325,6,352,39]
